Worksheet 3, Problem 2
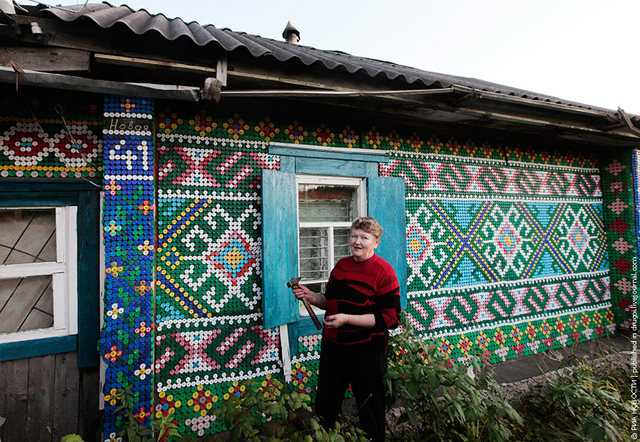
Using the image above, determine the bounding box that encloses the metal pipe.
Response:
[457,107,639,139]
[220,87,456,98]
[451,84,621,122]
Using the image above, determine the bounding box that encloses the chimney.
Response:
[282,21,300,44]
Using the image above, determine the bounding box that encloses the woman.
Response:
[293,216,401,442]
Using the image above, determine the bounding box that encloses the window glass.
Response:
[297,181,361,315]
[298,184,356,222]
[0,206,77,344]
[333,227,351,263]
[0,275,54,334]
[0,208,56,265]
[299,228,329,281]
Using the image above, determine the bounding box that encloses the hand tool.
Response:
[287,277,322,330]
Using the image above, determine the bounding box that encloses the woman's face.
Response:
[350,228,379,262]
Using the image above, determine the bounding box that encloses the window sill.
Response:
[0,335,77,361]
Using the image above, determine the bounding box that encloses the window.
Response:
[0,184,100,366]
[0,206,78,343]
[261,143,407,358]
[297,176,365,308]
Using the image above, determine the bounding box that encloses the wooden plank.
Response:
[95,53,216,75]
[0,66,201,102]
[0,335,77,362]
[20,307,53,331]
[0,358,29,442]
[0,278,20,311]
[0,47,90,72]
[78,367,101,442]
[25,354,55,441]
[270,143,389,163]
[11,210,56,264]
[0,182,97,193]
[52,352,79,440]
[77,190,101,368]
[261,169,300,328]
[295,157,367,177]
[367,177,408,308]
[0,191,79,206]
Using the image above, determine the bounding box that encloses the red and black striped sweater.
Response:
[323,254,401,351]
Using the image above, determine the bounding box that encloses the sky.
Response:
[75,0,640,114]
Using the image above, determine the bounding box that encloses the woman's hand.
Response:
[292,284,326,309]
[323,313,350,328]
[292,283,312,300]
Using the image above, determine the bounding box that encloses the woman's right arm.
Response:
[292,284,326,310]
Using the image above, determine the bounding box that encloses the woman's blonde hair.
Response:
[351,217,383,240]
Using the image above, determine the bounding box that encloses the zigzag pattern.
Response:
[154,321,280,379]
[157,141,278,190]
[381,158,601,199]
[406,274,610,332]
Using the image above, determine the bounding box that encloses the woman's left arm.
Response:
[323,313,375,329]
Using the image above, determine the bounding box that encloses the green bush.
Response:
[385,316,522,442]
[211,377,369,442]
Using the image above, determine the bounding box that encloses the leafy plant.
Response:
[212,377,369,442]
[384,316,522,442]
[511,362,631,441]
[61,436,85,442]
[114,385,182,442]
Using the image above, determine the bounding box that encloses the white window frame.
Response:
[0,206,78,344]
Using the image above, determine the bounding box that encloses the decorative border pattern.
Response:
[100,95,155,439]
[601,150,637,329]
[0,95,103,178]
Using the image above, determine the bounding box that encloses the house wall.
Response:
[144,100,628,438]
[0,353,101,442]
[603,149,638,329]
[0,89,103,442]
[2,89,635,440]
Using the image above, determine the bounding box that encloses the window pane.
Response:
[0,208,56,265]
[0,275,54,334]
[298,184,357,222]
[334,228,351,265]
[299,228,329,280]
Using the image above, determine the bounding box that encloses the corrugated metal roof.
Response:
[41,3,613,113]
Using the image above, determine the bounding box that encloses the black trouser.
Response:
[315,341,387,442]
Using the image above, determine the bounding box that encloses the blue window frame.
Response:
[262,143,407,356]
[0,181,100,366]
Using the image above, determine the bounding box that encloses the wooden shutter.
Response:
[261,169,300,328]
[367,176,408,309]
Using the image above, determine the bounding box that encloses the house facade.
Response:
[0,3,638,441]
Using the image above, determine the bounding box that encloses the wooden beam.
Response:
[227,69,341,90]
[94,53,216,75]
[52,352,80,439]
[0,66,202,101]
[0,358,29,441]
[0,47,90,72]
